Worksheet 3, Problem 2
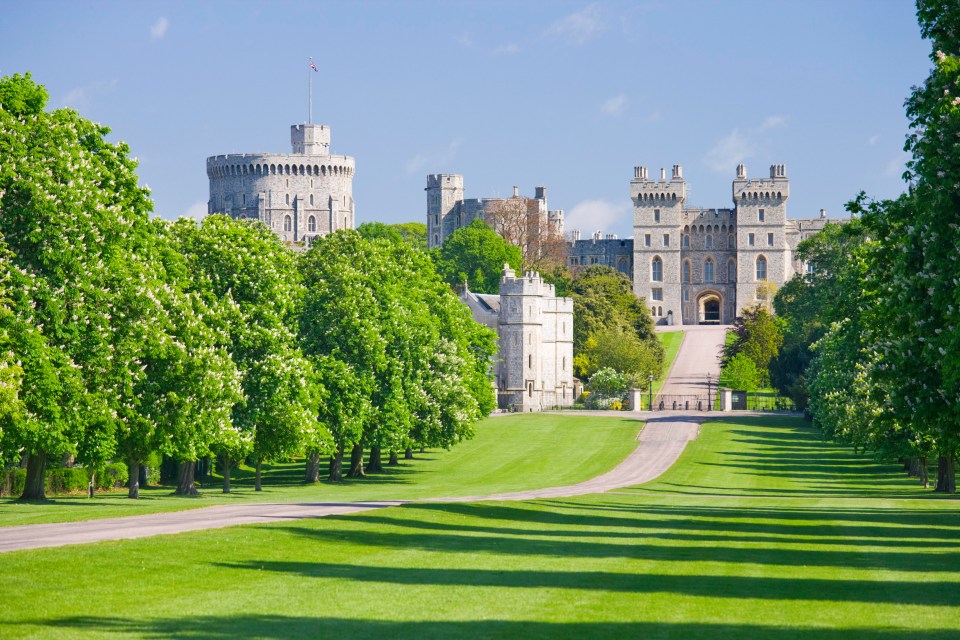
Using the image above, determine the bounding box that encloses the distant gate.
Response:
[653,394,713,412]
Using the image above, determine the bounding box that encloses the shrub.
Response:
[721,352,761,392]
[1,462,129,496]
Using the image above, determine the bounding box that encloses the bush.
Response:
[721,352,761,392]
[1,462,128,496]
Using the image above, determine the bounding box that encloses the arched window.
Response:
[706,234,713,249]
[728,234,735,249]
[683,234,689,248]
[682,260,691,283]
[728,260,736,282]
[285,194,290,205]
[651,256,663,282]
[756,255,767,280]
[704,258,715,283]
[308,216,316,233]
[284,215,292,232]
[310,194,314,205]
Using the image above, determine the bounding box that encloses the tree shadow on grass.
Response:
[24,615,960,640]
[213,560,960,606]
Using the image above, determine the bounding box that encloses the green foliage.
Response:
[722,306,783,386]
[1,462,128,496]
[392,222,428,250]
[434,219,521,294]
[720,353,761,392]
[581,325,663,381]
[0,72,48,117]
[571,266,663,381]
[357,221,403,244]
[585,367,629,409]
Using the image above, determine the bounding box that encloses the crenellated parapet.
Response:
[732,163,790,203]
[631,164,687,205]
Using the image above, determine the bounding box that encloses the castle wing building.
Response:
[207,124,355,245]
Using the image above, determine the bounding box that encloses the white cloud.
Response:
[455,31,473,48]
[59,78,119,110]
[600,94,627,116]
[184,201,208,220]
[565,199,630,236]
[405,138,463,175]
[759,115,787,130]
[884,151,910,179]
[150,17,169,40]
[545,3,606,45]
[703,129,757,172]
[868,134,880,145]
[493,43,521,55]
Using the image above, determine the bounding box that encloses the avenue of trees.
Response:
[0,73,495,500]
[769,0,959,492]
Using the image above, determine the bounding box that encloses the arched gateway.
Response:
[698,292,722,324]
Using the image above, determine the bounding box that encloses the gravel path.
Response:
[0,417,702,553]
[0,330,726,553]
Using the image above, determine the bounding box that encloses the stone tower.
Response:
[496,266,574,412]
[206,123,355,245]
[631,165,685,324]
[732,163,790,312]
[426,174,465,248]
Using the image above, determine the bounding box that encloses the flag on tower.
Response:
[310,59,319,72]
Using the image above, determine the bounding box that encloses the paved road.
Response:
[0,418,700,553]
[656,325,728,397]
[0,328,725,554]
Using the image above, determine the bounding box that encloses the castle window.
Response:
[704,258,715,283]
[748,233,755,246]
[683,289,689,301]
[654,209,661,223]
[682,260,690,283]
[651,288,663,301]
[759,209,765,222]
[285,194,290,205]
[706,234,713,249]
[528,355,532,368]
[242,194,246,205]
[728,260,736,282]
[310,194,314,205]
[683,234,689,248]
[308,216,316,232]
[284,215,292,232]
[658,306,663,316]
[663,233,670,247]
[767,232,774,246]
[806,262,815,275]
[644,234,651,248]
[651,306,656,316]
[728,234,734,248]
[756,255,767,281]
[651,256,663,282]
[433,234,439,245]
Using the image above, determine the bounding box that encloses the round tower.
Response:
[206,123,355,245]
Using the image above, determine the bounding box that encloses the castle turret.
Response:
[290,124,331,155]
[631,164,685,324]
[426,174,465,248]
[733,163,790,313]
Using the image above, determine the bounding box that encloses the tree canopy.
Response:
[433,219,522,294]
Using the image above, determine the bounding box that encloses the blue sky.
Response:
[1,1,930,238]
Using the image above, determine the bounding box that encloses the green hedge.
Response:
[1,462,128,497]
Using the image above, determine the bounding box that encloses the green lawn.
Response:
[0,414,641,527]
[1,415,957,639]
[652,330,684,398]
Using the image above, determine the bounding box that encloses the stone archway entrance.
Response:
[698,293,722,324]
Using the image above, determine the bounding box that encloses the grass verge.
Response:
[1,415,957,639]
[0,414,641,527]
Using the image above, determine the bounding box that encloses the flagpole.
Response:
[308,58,312,124]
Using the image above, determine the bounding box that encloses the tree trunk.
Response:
[128,460,140,499]
[139,464,149,489]
[255,459,263,491]
[348,444,365,478]
[420,445,425,454]
[404,447,414,460]
[305,453,320,483]
[222,456,232,493]
[920,456,929,489]
[367,447,383,473]
[328,445,345,482]
[935,455,957,494]
[388,450,399,466]
[20,452,47,501]
[907,457,921,478]
[175,461,199,496]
